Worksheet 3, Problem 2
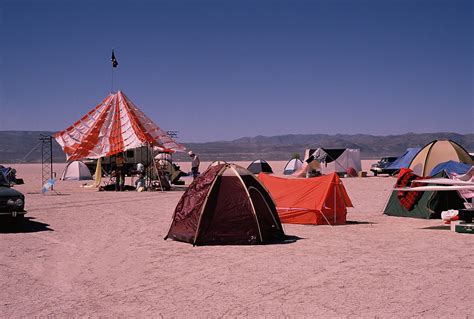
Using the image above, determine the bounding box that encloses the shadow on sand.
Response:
[0,217,54,234]
[345,220,376,225]
[260,235,303,245]
[421,225,450,231]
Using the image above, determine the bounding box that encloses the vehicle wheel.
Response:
[373,172,377,176]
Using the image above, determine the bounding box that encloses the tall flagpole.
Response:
[111,63,114,93]
[111,49,118,93]
[111,48,114,93]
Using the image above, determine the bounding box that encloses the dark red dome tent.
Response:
[165,164,286,245]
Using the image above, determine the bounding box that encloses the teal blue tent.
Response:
[429,160,472,176]
[386,148,421,170]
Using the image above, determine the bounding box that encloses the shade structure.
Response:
[54,91,185,161]
[304,148,362,174]
[258,173,353,225]
[408,140,473,177]
[165,164,286,245]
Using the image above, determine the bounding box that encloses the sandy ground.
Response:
[0,161,472,318]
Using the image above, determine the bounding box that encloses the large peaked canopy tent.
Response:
[54,91,185,161]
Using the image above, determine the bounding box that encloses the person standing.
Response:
[115,152,126,191]
[188,151,200,180]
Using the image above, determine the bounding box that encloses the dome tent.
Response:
[429,160,472,176]
[60,161,93,181]
[386,148,422,171]
[165,164,286,246]
[409,140,473,177]
[247,159,273,174]
[383,168,466,219]
[283,158,303,175]
[207,160,228,169]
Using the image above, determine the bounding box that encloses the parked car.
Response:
[0,171,26,224]
[370,156,398,176]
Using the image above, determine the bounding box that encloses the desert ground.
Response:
[0,160,472,318]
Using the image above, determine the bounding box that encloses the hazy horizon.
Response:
[0,129,471,144]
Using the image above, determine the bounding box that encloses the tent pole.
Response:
[146,142,152,191]
[334,183,337,224]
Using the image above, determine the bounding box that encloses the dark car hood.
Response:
[0,186,24,197]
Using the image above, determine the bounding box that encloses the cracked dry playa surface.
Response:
[1,162,472,318]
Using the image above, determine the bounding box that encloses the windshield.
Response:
[0,172,10,186]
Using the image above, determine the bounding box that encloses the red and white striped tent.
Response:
[54,91,185,161]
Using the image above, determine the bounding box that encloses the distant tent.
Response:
[247,159,273,174]
[304,148,362,174]
[292,159,322,178]
[283,158,303,175]
[383,169,465,219]
[409,140,473,177]
[258,173,353,225]
[60,161,93,181]
[386,148,421,171]
[54,91,185,161]
[429,160,473,176]
[165,164,286,245]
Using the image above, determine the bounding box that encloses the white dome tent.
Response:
[283,158,303,175]
[60,161,93,181]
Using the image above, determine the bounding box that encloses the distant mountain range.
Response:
[0,131,472,163]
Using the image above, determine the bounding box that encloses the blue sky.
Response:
[0,0,472,142]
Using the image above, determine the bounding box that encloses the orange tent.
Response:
[258,173,353,225]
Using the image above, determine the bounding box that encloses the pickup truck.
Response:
[370,156,398,176]
[0,171,26,224]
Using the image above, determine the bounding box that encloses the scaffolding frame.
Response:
[39,134,54,189]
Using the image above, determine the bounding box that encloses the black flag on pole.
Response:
[111,50,118,68]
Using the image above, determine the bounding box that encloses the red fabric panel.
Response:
[277,208,318,225]
[120,92,156,145]
[53,94,112,138]
[107,95,125,156]
[67,98,114,160]
[396,168,429,211]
